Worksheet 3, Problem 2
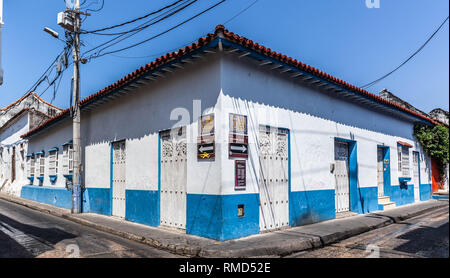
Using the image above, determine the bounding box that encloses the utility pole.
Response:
[44,1,90,213]
[71,0,82,214]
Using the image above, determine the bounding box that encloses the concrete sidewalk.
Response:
[0,192,448,258]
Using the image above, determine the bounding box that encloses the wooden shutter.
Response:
[401,146,409,177]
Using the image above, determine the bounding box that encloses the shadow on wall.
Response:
[221,56,417,140]
[0,213,77,258]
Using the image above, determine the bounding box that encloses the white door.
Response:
[377,148,384,197]
[160,127,187,229]
[112,141,126,218]
[259,126,289,232]
[335,141,350,213]
[413,151,420,202]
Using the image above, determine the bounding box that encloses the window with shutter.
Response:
[397,145,410,177]
[401,146,409,177]
[62,144,73,176]
[68,145,73,173]
[48,150,58,176]
[27,156,35,178]
[37,154,45,177]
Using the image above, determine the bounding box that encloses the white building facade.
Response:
[0,92,62,195]
[19,26,436,241]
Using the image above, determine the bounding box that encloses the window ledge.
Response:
[49,175,58,184]
[399,177,411,184]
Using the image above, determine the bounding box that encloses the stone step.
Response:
[378,196,392,204]
[379,201,396,211]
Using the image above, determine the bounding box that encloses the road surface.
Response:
[286,203,449,258]
[0,198,184,258]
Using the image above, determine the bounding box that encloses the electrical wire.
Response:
[223,0,259,25]
[84,0,198,36]
[81,0,185,34]
[107,42,194,59]
[84,0,104,13]
[87,0,227,60]
[26,48,67,94]
[81,0,195,57]
[361,16,449,89]
[30,44,72,100]
[87,0,198,55]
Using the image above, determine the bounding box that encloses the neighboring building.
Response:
[18,25,439,241]
[379,91,449,193]
[0,92,62,195]
[429,108,449,126]
[379,89,430,119]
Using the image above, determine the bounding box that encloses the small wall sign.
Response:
[229,114,248,159]
[235,160,246,190]
[198,114,215,160]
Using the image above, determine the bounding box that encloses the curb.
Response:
[0,193,200,257]
[0,193,447,257]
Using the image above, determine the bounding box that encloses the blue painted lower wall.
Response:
[432,194,449,200]
[21,185,72,209]
[419,183,432,201]
[186,193,259,241]
[352,186,379,214]
[125,189,159,227]
[82,187,111,215]
[20,182,428,241]
[389,184,415,206]
[289,189,335,226]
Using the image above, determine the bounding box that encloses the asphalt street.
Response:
[0,198,184,258]
[285,203,449,258]
[1,196,448,258]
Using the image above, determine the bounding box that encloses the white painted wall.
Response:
[27,55,223,195]
[0,112,29,195]
[24,52,434,203]
[219,55,433,196]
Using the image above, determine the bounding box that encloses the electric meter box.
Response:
[57,11,74,32]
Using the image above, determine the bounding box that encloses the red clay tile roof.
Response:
[397,141,414,148]
[21,25,439,139]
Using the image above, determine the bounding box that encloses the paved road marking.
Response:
[0,221,53,257]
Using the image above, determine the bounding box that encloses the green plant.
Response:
[414,124,449,181]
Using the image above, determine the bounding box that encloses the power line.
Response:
[81,0,196,57]
[108,43,194,59]
[26,44,72,94]
[84,0,198,37]
[88,1,198,56]
[88,0,227,60]
[26,51,64,93]
[84,0,104,13]
[81,0,185,34]
[361,16,449,89]
[223,0,259,25]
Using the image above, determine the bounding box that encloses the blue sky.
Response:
[1,0,448,113]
